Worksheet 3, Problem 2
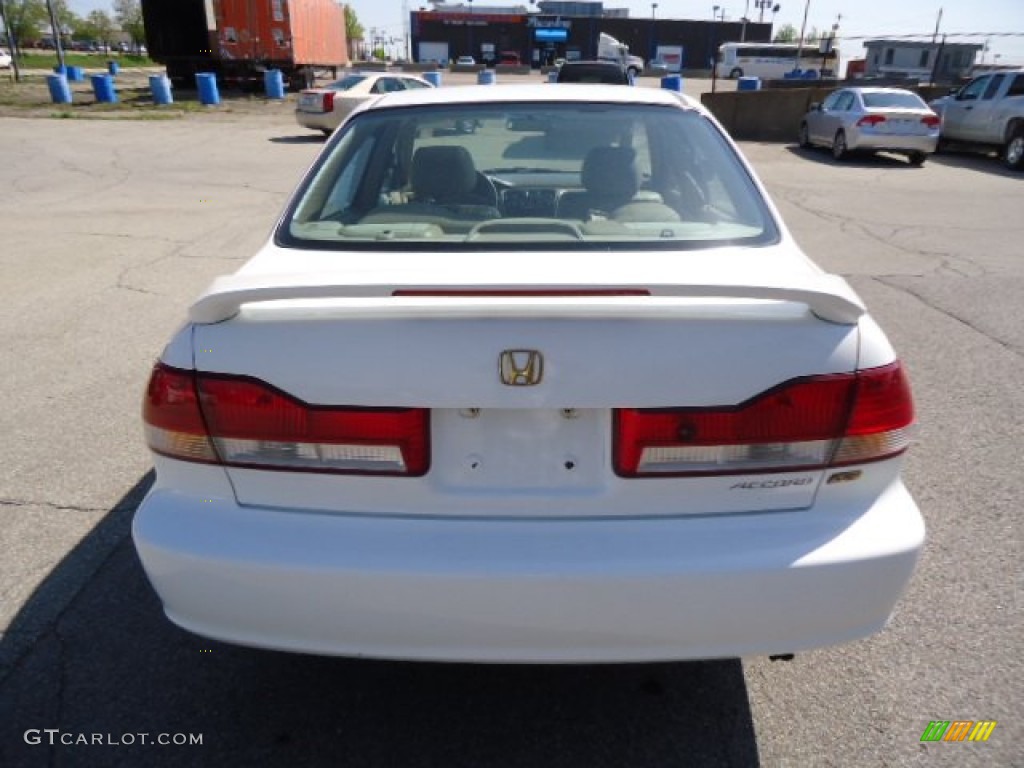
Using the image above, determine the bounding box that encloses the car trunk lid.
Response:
[180,248,872,517]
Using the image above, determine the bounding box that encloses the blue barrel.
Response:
[264,69,285,99]
[47,74,73,104]
[108,60,120,76]
[53,64,67,75]
[66,66,85,82]
[196,72,220,106]
[801,69,820,80]
[149,74,173,105]
[477,69,496,85]
[91,74,117,103]
[423,70,442,87]
[784,69,802,79]
[737,76,761,91]
[547,70,559,83]
[660,74,683,92]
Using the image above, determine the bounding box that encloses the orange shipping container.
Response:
[217,0,347,67]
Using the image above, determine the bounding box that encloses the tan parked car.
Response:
[295,72,434,135]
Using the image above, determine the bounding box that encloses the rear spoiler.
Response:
[189,272,865,326]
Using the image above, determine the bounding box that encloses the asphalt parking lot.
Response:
[0,89,1021,767]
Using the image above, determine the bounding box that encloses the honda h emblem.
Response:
[499,350,544,386]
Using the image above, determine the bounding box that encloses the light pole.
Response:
[795,0,810,73]
[650,3,658,62]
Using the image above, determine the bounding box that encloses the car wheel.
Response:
[627,66,640,80]
[832,130,848,161]
[1005,128,1024,171]
[320,128,332,137]
[798,122,811,148]
[908,151,927,166]
[729,68,743,79]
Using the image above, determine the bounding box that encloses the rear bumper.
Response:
[850,130,939,155]
[133,480,923,662]
[294,109,338,132]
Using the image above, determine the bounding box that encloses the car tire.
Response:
[320,128,332,137]
[729,68,743,79]
[627,66,640,80]
[908,151,927,166]
[831,130,848,161]
[1005,128,1024,171]
[798,122,811,148]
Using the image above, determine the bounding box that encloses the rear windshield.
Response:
[279,101,779,251]
[557,64,630,84]
[862,91,927,109]
[327,75,367,91]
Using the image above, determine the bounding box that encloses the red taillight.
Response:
[856,114,887,127]
[614,362,913,477]
[322,91,334,112]
[143,364,429,475]
[143,365,218,463]
[921,114,941,128]
[393,290,651,297]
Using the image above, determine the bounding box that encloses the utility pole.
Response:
[45,0,66,70]
[932,7,942,43]
[795,0,810,73]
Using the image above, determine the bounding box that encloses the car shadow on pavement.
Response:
[929,150,1021,178]
[1,474,761,768]
[785,145,923,169]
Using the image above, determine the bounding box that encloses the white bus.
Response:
[716,42,840,80]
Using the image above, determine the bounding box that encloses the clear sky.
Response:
[68,0,1024,65]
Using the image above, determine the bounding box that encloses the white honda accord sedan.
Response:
[134,84,924,663]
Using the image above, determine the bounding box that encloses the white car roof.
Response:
[364,83,702,112]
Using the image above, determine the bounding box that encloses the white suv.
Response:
[134,85,923,663]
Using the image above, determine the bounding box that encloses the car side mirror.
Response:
[809,101,821,112]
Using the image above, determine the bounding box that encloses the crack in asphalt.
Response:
[67,231,194,246]
[873,276,1023,359]
[0,498,107,514]
[776,189,988,277]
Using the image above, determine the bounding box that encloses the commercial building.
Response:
[410,1,771,70]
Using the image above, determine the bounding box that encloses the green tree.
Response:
[1,0,47,55]
[773,23,797,43]
[84,8,115,47]
[113,0,145,49]
[344,5,363,61]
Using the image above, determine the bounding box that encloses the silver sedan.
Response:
[799,87,941,165]
[295,72,434,135]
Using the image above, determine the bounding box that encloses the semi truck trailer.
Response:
[142,0,348,90]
